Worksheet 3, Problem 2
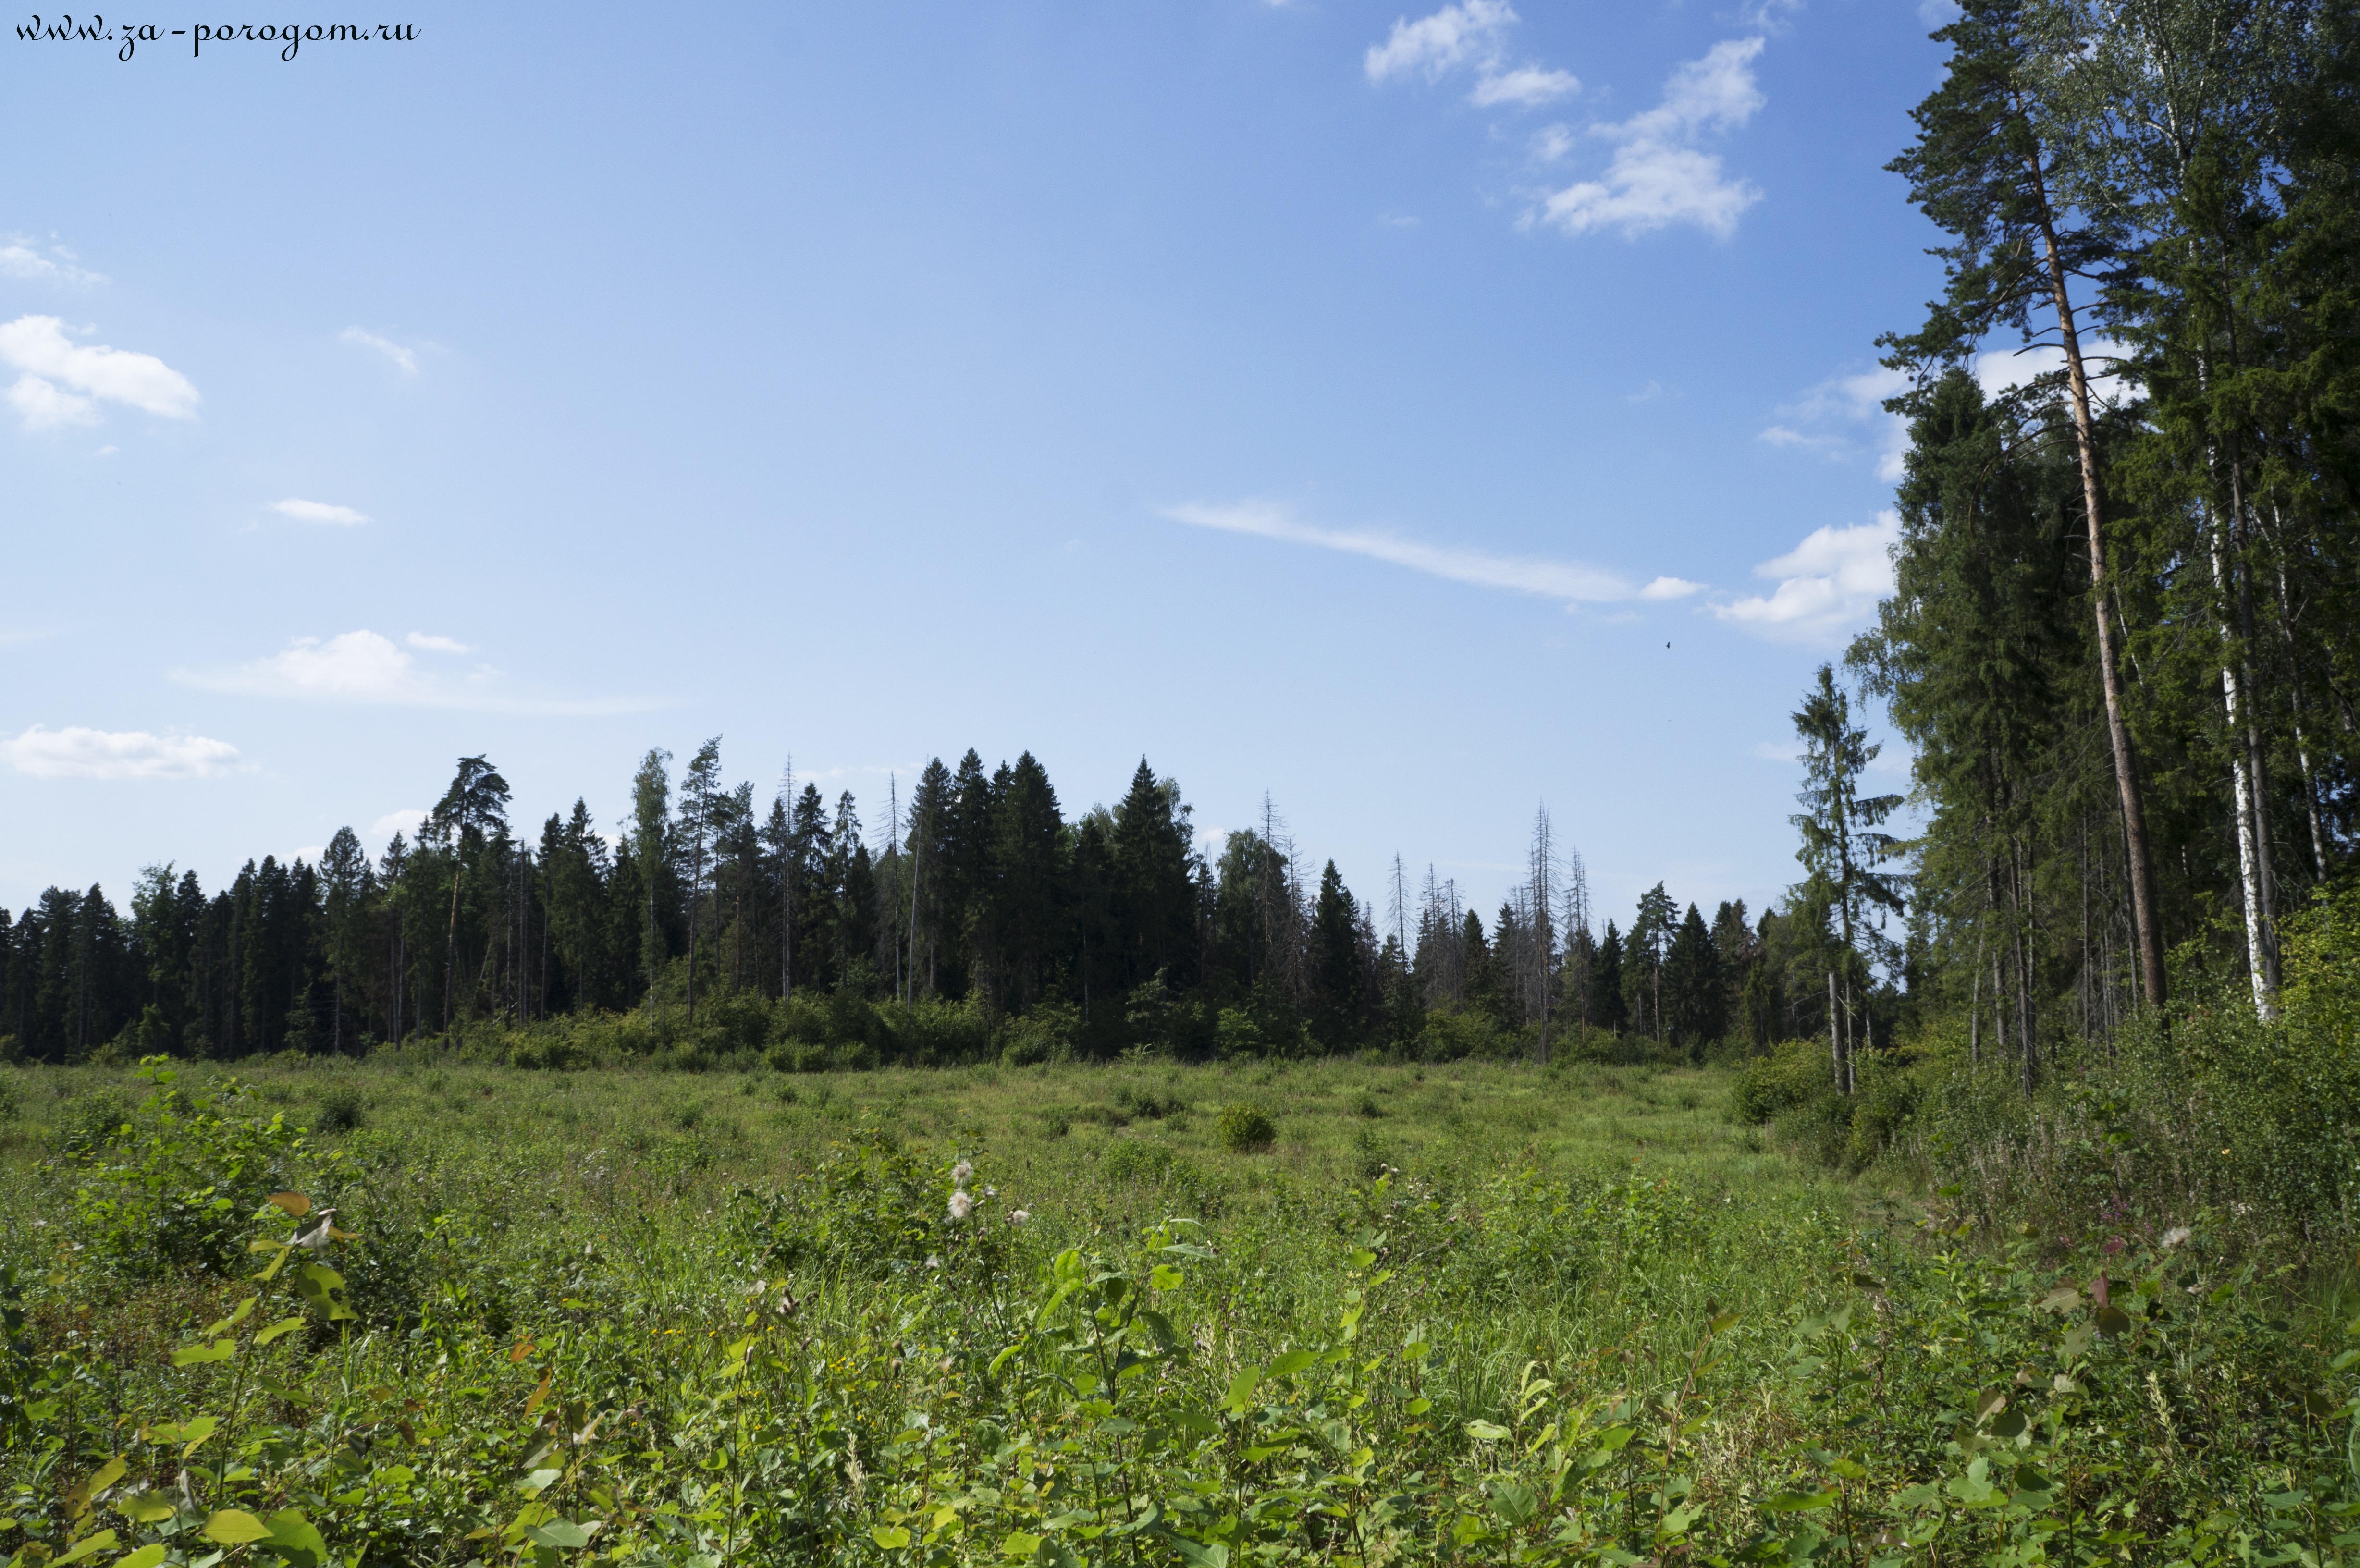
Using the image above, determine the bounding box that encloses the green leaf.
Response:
[1759,1490,1838,1513]
[524,1519,592,1549]
[1148,1264,1184,1291]
[115,1546,168,1568]
[871,1525,912,1549]
[54,1531,120,1567]
[1265,1350,1314,1379]
[1158,1531,1230,1568]
[1465,1420,1510,1441]
[1001,1532,1043,1559]
[114,1491,178,1525]
[264,1507,329,1567]
[1223,1368,1260,1414]
[203,1509,274,1545]
[292,1262,354,1323]
[253,1316,307,1348]
[172,1339,235,1367]
[1490,1480,1538,1525]
[66,1457,126,1519]
[201,1297,258,1339]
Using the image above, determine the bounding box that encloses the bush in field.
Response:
[894,995,993,1066]
[54,1087,137,1155]
[311,1082,366,1133]
[70,1059,327,1277]
[1217,1100,1276,1152]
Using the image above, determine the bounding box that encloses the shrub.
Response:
[70,1059,327,1277]
[312,1083,366,1133]
[1217,1101,1276,1153]
[1729,1038,1835,1124]
[56,1087,137,1155]
[1115,1084,1186,1120]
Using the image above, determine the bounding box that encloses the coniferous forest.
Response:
[14,9,2360,1564]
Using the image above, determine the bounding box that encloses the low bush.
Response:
[1217,1100,1277,1152]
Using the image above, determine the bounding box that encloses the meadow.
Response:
[0,1050,2352,1567]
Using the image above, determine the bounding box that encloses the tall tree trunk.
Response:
[2211,506,2275,1017]
[2021,126,2167,1011]
[1827,970,1844,1094]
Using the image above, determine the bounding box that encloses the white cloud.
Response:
[0,241,102,287]
[1973,339,2135,410]
[1712,512,1899,640]
[406,632,473,653]
[0,315,198,427]
[1473,64,1579,107]
[1627,379,1667,403]
[3,723,243,780]
[370,808,427,840]
[1760,365,1910,479]
[7,375,98,430]
[272,497,370,526]
[1533,38,1767,240]
[1750,739,1803,762]
[341,326,418,375]
[1530,122,1575,162]
[175,628,659,714]
[1165,500,1701,608]
[1918,0,1962,24]
[1365,0,1516,82]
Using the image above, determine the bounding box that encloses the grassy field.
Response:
[0,1052,2350,1567]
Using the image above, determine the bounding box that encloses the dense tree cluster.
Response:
[1819,0,2357,1090]
[0,747,1821,1065]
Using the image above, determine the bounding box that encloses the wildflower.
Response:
[948,1189,975,1222]
[2161,1225,2192,1248]
[951,1160,974,1188]
[1008,1209,1029,1225]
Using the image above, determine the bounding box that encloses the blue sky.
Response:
[3,0,1954,934]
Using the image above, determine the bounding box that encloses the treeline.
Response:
[1817,0,2358,1087]
[0,746,1873,1067]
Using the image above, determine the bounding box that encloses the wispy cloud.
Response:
[1471,63,1579,107]
[4,724,244,780]
[0,314,199,430]
[370,808,426,841]
[272,497,370,526]
[1712,513,1898,640]
[1165,500,1700,608]
[1532,38,1767,240]
[0,240,103,287]
[1365,0,1514,81]
[175,628,660,714]
[1365,0,1578,110]
[1749,739,1803,762]
[1759,365,1909,479]
[341,326,419,375]
[406,632,472,653]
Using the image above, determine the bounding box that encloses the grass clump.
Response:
[1217,1100,1277,1152]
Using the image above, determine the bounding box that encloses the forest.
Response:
[0,744,1830,1071]
[5,5,2360,1563]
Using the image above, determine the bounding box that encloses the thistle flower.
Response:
[1008,1209,1029,1225]
[951,1160,974,1188]
[947,1189,975,1222]
[2161,1225,2192,1248]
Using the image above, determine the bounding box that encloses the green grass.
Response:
[0,1053,2348,1567]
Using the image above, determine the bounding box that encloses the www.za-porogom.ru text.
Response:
[15,14,415,59]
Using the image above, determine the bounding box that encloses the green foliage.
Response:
[68,1060,325,1278]
[1217,1100,1277,1152]
[310,1081,366,1132]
